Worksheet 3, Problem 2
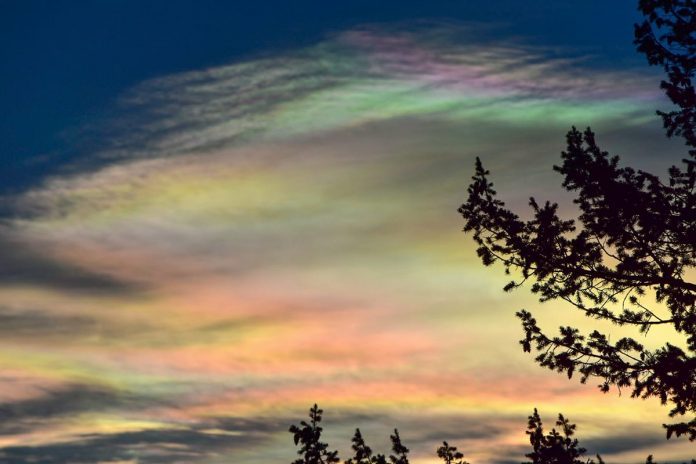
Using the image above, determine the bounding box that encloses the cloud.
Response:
[583,429,668,455]
[0,230,141,295]
[0,22,693,464]
[42,23,661,173]
[0,384,166,436]
[0,308,106,338]
[0,427,264,464]
[0,414,294,464]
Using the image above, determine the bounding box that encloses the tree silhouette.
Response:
[388,429,410,464]
[289,404,340,464]
[346,428,387,464]
[436,441,469,464]
[459,0,695,441]
[523,409,603,464]
[288,405,696,464]
[634,0,696,155]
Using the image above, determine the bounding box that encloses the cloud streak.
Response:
[63,23,660,165]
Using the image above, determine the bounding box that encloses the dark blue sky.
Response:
[1,1,643,193]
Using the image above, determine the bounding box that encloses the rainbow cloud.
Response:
[0,24,691,464]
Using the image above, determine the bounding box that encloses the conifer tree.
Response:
[289,404,340,464]
[345,428,387,464]
[523,409,603,464]
[436,441,469,464]
[389,429,410,464]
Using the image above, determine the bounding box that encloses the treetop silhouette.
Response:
[288,405,417,464]
[289,404,340,464]
[346,428,387,464]
[290,405,475,464]
[436,441,470,464]
[388,429,410,464]
[524,409,604,464]
[291,405,679,464]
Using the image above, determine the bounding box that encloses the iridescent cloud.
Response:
[1,24,691,464]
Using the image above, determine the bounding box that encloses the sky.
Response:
[0,2,694,463]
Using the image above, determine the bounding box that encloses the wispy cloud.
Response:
[62,23,660,165]
[1,23,691,464]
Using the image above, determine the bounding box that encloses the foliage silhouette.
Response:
[388,429,410,464]
[288,405,619,464]
[290,406,479,464]
[290,405,696,464]
[436,441,470,464]
[634,0,696,156]
[524,409,603,464]
[289,404,340,464]
[458,0,696,440]
[346,428,387,464]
